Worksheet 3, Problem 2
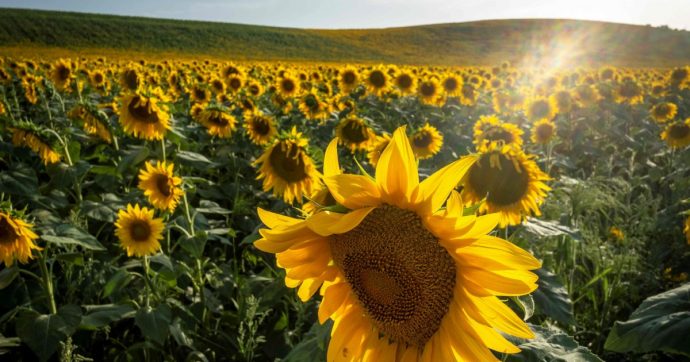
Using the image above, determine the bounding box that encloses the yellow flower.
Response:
[68,104,112,143]
[608,226,624,241]
[441,73,463,97]
[243,111,278,145]
[118,92,170,140]
[255,127,540,361]
[573,84,600,107]
[138,161,184,212]
[50,59,74,91]
[393,69,417,96]
[114,204,165,257]
[685,216,690,245]
[364,66,391,97]
[549,90,573,114]
[460,83,478,106]
[298,91,330,121]
[10,128,61,165]
[473,115,524,151]
[338,66,360,93]
[0,212,41,266]
[614,80,644,104]
[198,108,237,138]
[530,119,556,144]
[254,127,322,204]
[650,102,677,124]
[661,119,690,149]
[189,85,211,104]
[276,73,301,98]
[120,65,142,93]
[335,116,375,152]
[410,123,443,159]
[303,140,341,215]
[417,78,444,106]
[367,133,391,167]
[524,96,556,122]
[461,144,551,227]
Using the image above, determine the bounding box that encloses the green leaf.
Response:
[605,283,690,357]
[41,224,105,251]
[196,200,232,215]
[16,305,82,362]
[102,269,134,298]
[506,324,603,362]
[523,218,581,240]
[81,200,117,222]
[55,252,85,266]
[0,265,18,290]
[169,318,192,347]
[532,268,574,325]
[67,141,81,164]
[176,150,217,169]
[283,321,331,362]
[135,304,172,345]
[80,304,136,330]
[0,163,38,196]
[514,294,535,321]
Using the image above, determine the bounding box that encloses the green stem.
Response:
[142,256,152,308]
[183,192,195,235]
[38,249,57,314]
[160,138,166,163]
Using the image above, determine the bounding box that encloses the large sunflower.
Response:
[244,111,278,145]
[114,204,165,257]
[461,144,551,227]
[441,73,463,97]
[0,211,41,266]
[254,127,322,204]
[276,73,301,98]
[650,102,677,124]
[198,108,237,138]
[410,123,443,159]
[472,115,523,151]
[254,127,540,361]
[119,92,170,140]
[661,119,690,149]
[138,161,184,212]
[335,116,376,152]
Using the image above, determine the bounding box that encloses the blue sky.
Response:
[1,0,689,29]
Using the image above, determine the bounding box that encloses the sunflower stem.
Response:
[183,192,195,235]
[38,249,58,315]
[160,138,166,162]
[142,255,152,308]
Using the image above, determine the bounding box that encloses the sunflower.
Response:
[410,123,443,159]
[243,111,278,145]
[335,116,376,152]
[459,83,478,106]
[417,78,444,106]
[650,102,677,124]
[209,77,227,95]
[89,70,109,93]
[120,65,142,93]
[10,128,61,165]
[198,108,237,138]
[276,73,301,98]
[50,59,74,91]
[298,91,330,121]
[614,80,643,104]
[338,66,360,93]
[114,204,165,257]
[367,133,391,167]
[524,96,556,122]
[0,211,41,266]
[0,101,5,116]
[247,81,264,97]
[119,92,170,140]
[441,73,462,97]
[461,144,551,227]
[138,161,184,212]
[254,127,322,204]
[68,104,112,143]
[226,74,245,94]
[472,115,524,151]
[573,84,600,107]
[549,90,573,114]
[190,85,211,104]
[661,119,690,149]
[254,127,540,361]
[530,119,556,144]
[393,70,417,96]
[364,67,391,97]
[21,76,40,104]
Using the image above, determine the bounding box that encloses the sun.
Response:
[254,127,540,361]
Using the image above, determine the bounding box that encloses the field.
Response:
[0,9,690,362]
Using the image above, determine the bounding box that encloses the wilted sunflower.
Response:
[393,70,417,96]
[254,127,540,361]
[0,211,41,266]
[119,92,170,140]
[472,115,524,151]
[335,116,375,152]
[461,144,550,227]
[11,128,61,165]
[138,161,184,212]
[417,78,444,106]
[21,75,40,104]
[364,67,391,97]
[524,96,556,122]
[549,90,573,114]
[254,127,322,204]
[50,59,74,91]
[338,66,360,93]
[650,102,677,123]
[68,104,113,143]
[367,133,391,167]
[114,204,165,257]
[199,108,237,138]
[531,119,556,144]
[410,123,443,159]
[661,119,690,149]
[243,111,278,145]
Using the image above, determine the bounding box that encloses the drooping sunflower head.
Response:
[524,96,555,122]
[669,67,689,86]
[661,119,690,149]
[335,116,375,152]
[684,216,690,245]
[254,127,322,204]
[365,67,391,96]
[198,107,237,138]
[50,59,74,90]
[0,211,41,266]
[10,127,61,165]
[394,70,417,95]
[338,66,360,93]
[410,123,443,159]
[367,133,391,167]
[530,119,557,144]
[254,127,541,360]
[243,111,278,145]
[650,102,677,124]
[138,161,184,212]
[462,144,551,227]
[549,90,573,114]
[114,204,165,257]
[118,92,170,140]
[472,115,524,151]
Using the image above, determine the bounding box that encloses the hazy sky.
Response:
[1,0,690,29]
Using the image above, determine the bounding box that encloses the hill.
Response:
[1,8,690,67]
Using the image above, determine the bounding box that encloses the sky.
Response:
[1,0,690,30]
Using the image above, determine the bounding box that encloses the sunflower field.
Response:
[0,57,689,362]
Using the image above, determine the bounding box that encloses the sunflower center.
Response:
[420,82,436,97]
[462,84,475,98]
[281,79,295,93]
[251,117,271,135]
[194,89,207,101]
[655,104,671,117]
[343,71,356,85]
[123,70,139,91]
[269,142,308,183]
[443,78,459,92]
[128,96,161,124]
[369,71,386,88]
[57,66,70,81]
[530,101,550,119]
[129,220,152,242]
[342,120,369,143]
[329,205,456,347]
[413,132,433,148]
[230,78,241,90]
[396,74,413,89]
[468,153,530,206]
[0,216,19,245]
[155,174,173,197]
[536,123,555,141]
[669,123,690,139]
[94,73,104,83]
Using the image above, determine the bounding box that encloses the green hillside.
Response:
[1,8,690,66]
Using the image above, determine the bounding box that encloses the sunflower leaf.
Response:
[532,268,574,325]
[506,324,603,362]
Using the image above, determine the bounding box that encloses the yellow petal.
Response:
[375,126,418,204]
[324,174,381,210]
[297,277,322,302]
[454,236,542,271]
[324,138,341,177]
[446,190,463,216]
[319,282,351,324]
[306,207,375,236]
[463,267,538,296]
[451,299,520,354]
[258,208,302,229]
[461,287,535,339]
[414,155,476,216]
